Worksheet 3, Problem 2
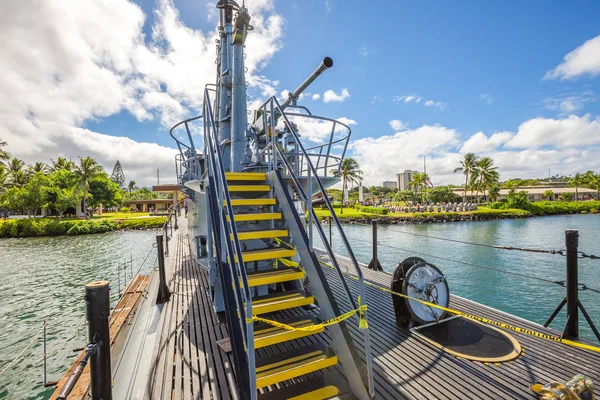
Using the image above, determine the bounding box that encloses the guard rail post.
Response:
[163,223,169,256]
[156,234,171,304]
[564,229,579,339]
[85,280,112,400]
[368,220,382,271]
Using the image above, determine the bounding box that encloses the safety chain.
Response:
[553,281,600,294]
[578,251,600,260]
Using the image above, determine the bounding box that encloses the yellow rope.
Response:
[318,260,600,354]
[251,300,367,332]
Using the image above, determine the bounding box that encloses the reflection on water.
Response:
[314,214,600,342]
[0,231,157,399]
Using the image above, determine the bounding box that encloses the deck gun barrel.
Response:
[281,57,333,108]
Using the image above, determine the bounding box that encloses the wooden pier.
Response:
[150,221,600,399]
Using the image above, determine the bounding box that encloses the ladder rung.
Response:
[228,213,281,222]
[232,229,288,241]
[227,198,276,206]
[251,290,313,315]
[228,185,270,192]
[245,267,305,288]
[239,247,295,262]
[225,172,266,181]
[254,317,323,349]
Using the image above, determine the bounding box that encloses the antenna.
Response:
[157,169,160,185]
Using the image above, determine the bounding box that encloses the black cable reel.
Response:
[391,257,450,329]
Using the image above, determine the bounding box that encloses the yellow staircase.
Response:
[226,171,347,399]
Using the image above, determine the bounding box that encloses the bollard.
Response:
[163,224,169,256]
[174,210,179,230]
[368,220,383,271]
[85,280,112,400]
[156,234,171,304]
[328,216,332,245]
[564,229,579,338]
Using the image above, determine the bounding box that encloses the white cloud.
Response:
[396,95,445,110]
[480,93,494,105]
[283,115,356,143]
[349,114,600,186]
[543,91,596,115]
[0,0,284,186]
[312,93,321,100]
[389,120,408,131]
[359,44,377,57]
[506,114,600,149]
[371,95,383,104]
[544,34,600,80]
[460,131,512,153]
[325,0,332,13]
[323,88,350,103]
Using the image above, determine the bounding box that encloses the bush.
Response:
[0,218,117,238]
[118,217,167,230]
[359,206,388,215]
[120,207,131,213]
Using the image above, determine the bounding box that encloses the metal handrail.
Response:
[203,89,256,397]
[267,96,375,397]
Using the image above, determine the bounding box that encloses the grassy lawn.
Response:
[314,206,530,220]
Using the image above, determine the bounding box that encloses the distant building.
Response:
[382,181,397,189]
[396,170,418,191]
[451,186,596,202]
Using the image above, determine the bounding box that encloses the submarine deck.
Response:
[149,220,600,399]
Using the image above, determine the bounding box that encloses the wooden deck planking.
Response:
[151,225,600,399]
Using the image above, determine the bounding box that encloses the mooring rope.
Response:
[0,322,46,377]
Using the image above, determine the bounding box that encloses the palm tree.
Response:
[7,158,27,187]
[489,183,500,202]
[0,166,9,193]
[332,158,363,214]
[568,173,584,201]
[71,156,104,217]
[584,170,600,200]
[472,157,499,203]
[408,172,429,203]
[454,153,478,202]
[128,180,138,194]
[50,157,74,172]
[29,162,49,175]
[0,139,9,166]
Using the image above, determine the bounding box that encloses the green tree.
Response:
[50,157,74,172]
[568,173,584,201]
[71,156,104,217]
[544,190,554,201]
[128,180,138,194]
[0,139,10,166]
[506,189,529,209]
[394,190,416,203]
[0,186,26,213]
[49,188,79,220]
[331,158,363,214]
[88,175,123,210]
[488,183,500,202]
[454,153,478,201]
[560,192,573,202]
[22,172,51,217]
[471,157,500,203]
[426,186,457,203]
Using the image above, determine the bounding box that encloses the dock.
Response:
[149,219,600,399]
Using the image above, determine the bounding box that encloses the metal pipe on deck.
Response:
[84,280,112,400]
[281,57,334,109]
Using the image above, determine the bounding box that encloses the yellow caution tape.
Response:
[251,300,368,332]
[318,260,600,354]
[274,237,296,250]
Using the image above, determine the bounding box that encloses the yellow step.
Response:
[233,229,288,241]
[240,247,295,262]
[254,318,323,349]
[225,172,267,181]
[228,185,270,192]
[289,387,340,400]
[251,291,313,315]
[255,345,338,388]
[227,213,281,222]
[246,267,305,288]
[227,198,276,207]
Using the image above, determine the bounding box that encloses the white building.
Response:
[396,170,418,191]
[382,181,397,189]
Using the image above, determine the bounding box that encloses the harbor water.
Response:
[1,215,599,398]
[0,230,157,399]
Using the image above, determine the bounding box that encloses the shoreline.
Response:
[325,211,533,225]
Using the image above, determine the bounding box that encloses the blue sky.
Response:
[2,0,600,185]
